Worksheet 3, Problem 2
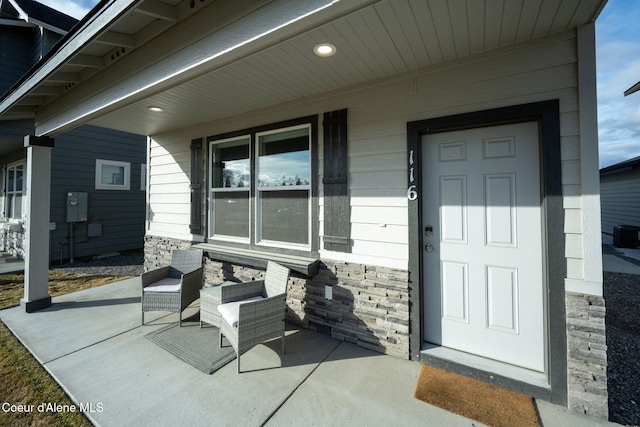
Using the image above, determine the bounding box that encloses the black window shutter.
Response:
[190,138,203,235]
[323,109,350,252]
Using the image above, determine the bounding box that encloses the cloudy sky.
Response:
[595,0,640,168]
[39,0,97,20]
[39,0,639,168]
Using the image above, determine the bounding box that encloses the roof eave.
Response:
[600,156,640,174]
[624,81,640,96]
[0,0,140,118]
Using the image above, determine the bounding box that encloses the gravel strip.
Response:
[604,270,640,426]
[51,250,144,276]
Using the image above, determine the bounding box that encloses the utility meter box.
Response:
[66,192,88,222]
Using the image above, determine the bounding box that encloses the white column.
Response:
[21,135,54,313]
[565,23,603,296]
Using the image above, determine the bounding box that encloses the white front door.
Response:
[422,121,545,372]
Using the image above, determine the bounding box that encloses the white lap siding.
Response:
[147,138,194,240]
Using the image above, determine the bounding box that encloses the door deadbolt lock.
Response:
[425,243,434,252]
[425,226,433,238]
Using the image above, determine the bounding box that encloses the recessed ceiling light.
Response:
[147,106,163,112]
[313,43,336,57]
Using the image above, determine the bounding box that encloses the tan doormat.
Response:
[414,364,540,427]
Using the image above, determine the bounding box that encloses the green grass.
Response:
[0,272,132,427]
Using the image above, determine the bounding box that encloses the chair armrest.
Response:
[237,293,286,330]
[220,280,264,303]
[179,266,203,307]
[180,266,204,291]
[141,266,170,288]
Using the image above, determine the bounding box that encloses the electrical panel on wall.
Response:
[66,192,88,223]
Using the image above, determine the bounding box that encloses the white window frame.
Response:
[255,124,312,251]
[5,161,25,220]
[95,159,130,190]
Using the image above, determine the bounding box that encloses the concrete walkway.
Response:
[602,253,640,274]
[0,278,619,427]
[0,252,24,274]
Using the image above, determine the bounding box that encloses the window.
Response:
[209,136,251,242]
[95,159,130,190]
[256,126,310,247]
[208,120,314,250]
[5,163,24,219]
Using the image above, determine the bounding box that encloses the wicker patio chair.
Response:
[218,261,290,373]
[141,249,204,327]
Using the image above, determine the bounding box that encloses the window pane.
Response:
[15,166,23,191]
[14,195,22,218]
[7,195,13,218]
[260,190,309,244]
[258,127,309,187]
[213,192,249,238]
[212,138,250,188]
[8,169,15,192]
[101,164,125,186]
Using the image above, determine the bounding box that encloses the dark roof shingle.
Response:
[600,155,640,174]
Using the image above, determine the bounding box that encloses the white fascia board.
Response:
[0,0,141,126]
[33,0,376,136]
[26,17,69,35]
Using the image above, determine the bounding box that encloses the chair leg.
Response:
[142,311,144,326]
[237,353,241,374]
[219,330,223,348]
[282,329,285,354]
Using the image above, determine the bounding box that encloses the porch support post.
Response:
[21,135,54,313]
[572,22,603,295]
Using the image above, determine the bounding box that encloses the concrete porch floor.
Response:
[0,252,24,274]
[0,278,619,427]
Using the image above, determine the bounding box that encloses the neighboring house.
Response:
[0,0,610,420]
[0,0,146,263]
[600,155,640,237]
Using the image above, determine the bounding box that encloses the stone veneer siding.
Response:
[144,236,194,271]
[565,292,608,419]
[144,236,411,359]
[0,229,26,258]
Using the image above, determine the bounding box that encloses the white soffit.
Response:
[0,0,607,137]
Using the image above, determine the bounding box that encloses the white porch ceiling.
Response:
[0,0,607,137]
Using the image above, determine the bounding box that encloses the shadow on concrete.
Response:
[43,297,141,311]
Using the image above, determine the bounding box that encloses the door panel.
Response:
[422,121,545,372]
[440,176,467,243]
[441,261,469,322]
[486,265,518,333]
[484,173,516,247]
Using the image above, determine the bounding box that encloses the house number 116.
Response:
[407,149,418,201]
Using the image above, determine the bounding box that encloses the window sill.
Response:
[192,243,319,277]
[0,221,23,232]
